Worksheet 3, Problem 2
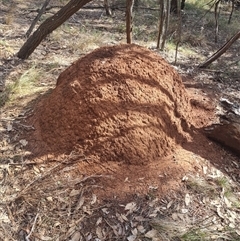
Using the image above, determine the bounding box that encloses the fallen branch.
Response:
[26,0,51,37]
[199,30,240,68]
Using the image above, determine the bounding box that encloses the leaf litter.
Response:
[1,1,240,240]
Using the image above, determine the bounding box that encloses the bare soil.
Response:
[20,43,238,201]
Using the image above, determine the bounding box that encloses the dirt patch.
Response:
[28,44,193,164]
[19,43,229,201]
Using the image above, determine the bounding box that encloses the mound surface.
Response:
[29,44,191,164]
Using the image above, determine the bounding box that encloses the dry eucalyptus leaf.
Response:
[145,229,158,238]
[76,197,85,210]
[91,194,97,204]
[101,208,109,214]
[167,200,173,209]
[86,233,92,241]
[96,217,102,226]
[19,139,28,146]
[131,228,138,236]
[70,189,81,197]
[216,206,225,219]
[112,225,119,236]
[181,208,188,214]
[224,196,231,208]
[33,165,40,174]
[46,196,53,202]
[184,193,191,206]
[171,213,178,221]
[125,202,137,212]
[39,236,52,241]
[7,123,13,131]
[137,225,146,233]
[203,166,208,175]
[96,226,103,239]
[127,235,136,241]
[55,221,62,227]
[70,231,82,241]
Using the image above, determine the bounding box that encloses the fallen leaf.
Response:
[224,196,231,208]
[127,235,136,241]
[91,194,97,204]
[70,189,81,197]
[19,139,28,146]
[131,228,138,236]
[101,208,109,214]
[70,231,82,241]
[167,200,173,209]
[46,196,53,202]
[125,202,137,212]
[96,226,103,239]
[184,193,191,206]
[171,213,178,221]
[216,206,225,219]
[33,165,40,174]
[145,229,158,238]
[7,123,13,131]
[76,197,85,210]
[181,208,188,214]
[137,225,146,233]
[86,233,92,241]
[96,217,102,226]
[203,166,208,175]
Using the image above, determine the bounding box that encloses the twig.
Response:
[26,213,39,241]
[26,0,51,37]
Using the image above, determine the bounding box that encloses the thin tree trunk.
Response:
[157,0,164,49]
[174,0,182,64]
[126,0,134,44]
[199,30,240,68]
[104,0,112,16]
[228,0,235,24]
[214,0,221,43]
[17,0,92,59]
[157,0,170,50]
[26,0,51,37]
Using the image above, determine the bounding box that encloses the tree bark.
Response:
[157,0,170,50]
[174,0,182,64]
[126,0,134,44]
[104,0,112,16]
[17,0,92,59]
[26,0,51,37]
[199,30,240,68]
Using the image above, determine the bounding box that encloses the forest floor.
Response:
[0,0,240,240]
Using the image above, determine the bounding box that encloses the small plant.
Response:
[4,65,44,105]
[180,229,207,241]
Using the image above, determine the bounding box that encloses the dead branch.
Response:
[17,0,92,59]
[199,29,240,68]
[26,0,51,37]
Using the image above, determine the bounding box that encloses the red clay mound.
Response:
[29,44,191,164]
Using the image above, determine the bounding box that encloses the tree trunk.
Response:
[17,0,92,59]
[126,0,134,44]
[104,0,112,16]
[214,0,221,43]
[174,0,182,64]
[26,0,51,37]
[157,0,170,50]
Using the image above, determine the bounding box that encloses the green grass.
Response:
[1,66,45,106]
[180,229,207,241]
